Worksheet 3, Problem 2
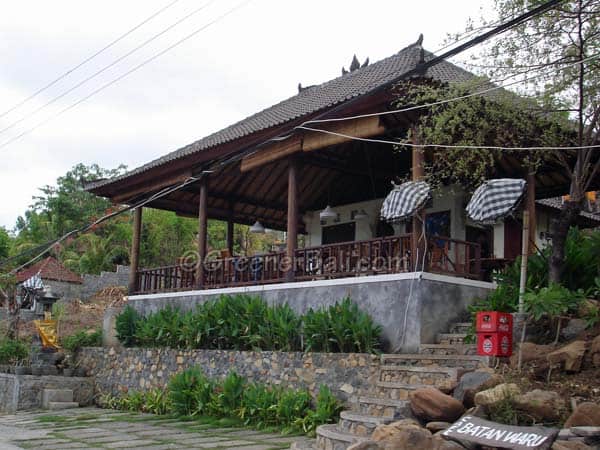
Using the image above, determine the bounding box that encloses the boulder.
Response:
[561,319,588,341]
[378,426,433,449]
[590,335,600,368]
[409,387,466,422]
[474,383,520,407]
[578,299,599,318]
[430,436,468,450]
[510,342,554,368]
[547,341,587,372]
[565,402,600,427]
[371,419,421,442]
[426,421,452,433]
[453,369,501,407]
[513,389,566,422]
[348,441,382,450]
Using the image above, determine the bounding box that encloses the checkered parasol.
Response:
[22,271,44,290]
[466,178,526,224]
[380,181,431,223]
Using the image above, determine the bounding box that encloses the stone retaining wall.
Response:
[77,347,380,405]
[0,373,94,413]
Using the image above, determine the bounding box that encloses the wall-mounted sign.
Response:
[442,416,558,450]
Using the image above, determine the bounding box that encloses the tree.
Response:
[452,0,599,281]
[0,228,10,259]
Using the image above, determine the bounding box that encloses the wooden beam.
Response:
[411,130,425,270]
[227,216,234,255]
[240,136,302,173]
[196,178,208,289]
[128,207,142,294]
[112,170,192,204]
[286,157,299,281]
[302,116,385,152]
[240,116,385,173]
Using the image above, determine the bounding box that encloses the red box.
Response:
[477,332,513,357]
[476,311,513,333]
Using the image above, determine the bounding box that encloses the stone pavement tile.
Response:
[79,434,132,444]
[16,439,71,448]
[33,443,90,450]
[227,446,282,450]
[175,437,229,445]
[131,445,186,450]
[259,436,301,444]
[136,429,185,437]
[223,431,274,438]
[103,440,160,448]
[195,440,254,448]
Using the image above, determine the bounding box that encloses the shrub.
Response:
[292,385,342,436]
[304,298,382,353]
[169,367,211,416]
[0,338,29,365]
[523,284,584,321]
[115,305,140,347]
[62,329,102,352]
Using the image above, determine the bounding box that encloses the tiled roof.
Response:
[536,197,600,223]
[15,256,83,284]
[89,43,476,190]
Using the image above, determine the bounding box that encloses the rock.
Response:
[552,441,594,450]
[590,335,600,368]
[510,342,554,368]
[547,341,587,372]
[578,299,599,318]
[474,383,520,407]
[571,426,600,437]
[453,369,500,407]
[372,419,421,442]
[431,436,468,449]
[565,403,600,427]
[378,426,432,449]
[409,388,466,423]
[561,319,588,341]
[426,422,452,433]
[348,441,382,450]
[513,389,566,421]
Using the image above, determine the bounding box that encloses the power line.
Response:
[0,0,218,136]
[0,0,181,121]
[0,0,251,151]
[296,125,600,152]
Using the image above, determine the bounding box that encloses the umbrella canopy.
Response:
[466,178,526,224]
[21,271,44,290]
[380,181,431,223]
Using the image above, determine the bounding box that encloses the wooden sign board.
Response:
[442,415,559,450]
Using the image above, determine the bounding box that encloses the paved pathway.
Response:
[0,408,308,450]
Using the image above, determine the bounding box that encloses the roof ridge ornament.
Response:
[341,54,369,76]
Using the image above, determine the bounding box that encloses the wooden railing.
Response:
[134,234,481,294]
[426,236,481,279]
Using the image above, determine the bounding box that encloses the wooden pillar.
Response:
[196,178,208,289]
[286,157,299,281]
[128,207,142,294]
[527,172,537,255]
[411,139,426,271]
[226,218,234,256]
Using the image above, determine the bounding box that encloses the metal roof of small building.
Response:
[89,42,476,191]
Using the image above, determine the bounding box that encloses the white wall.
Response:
[302,185,467,247]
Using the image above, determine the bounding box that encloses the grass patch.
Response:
[35,415,71,423]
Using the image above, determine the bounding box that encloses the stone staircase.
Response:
[42,388,79,410]
[314,321,486,450]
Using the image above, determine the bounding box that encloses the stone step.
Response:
[42,389,73,408]
[436,333,468,345]
[338,410,395,437]
[450,322,473,334]
[46,401,79,410]
[374,381,427,400]
[316,424,370,450]
[419,343,478,356]
[357,396,411,418]
[379,365,458,386]
[380,353,489,370]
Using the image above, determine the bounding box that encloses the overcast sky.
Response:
[0,0,493,230]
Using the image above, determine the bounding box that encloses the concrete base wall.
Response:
[0,374,94,413]
[127,272,493,353]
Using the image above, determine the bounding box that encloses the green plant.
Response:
[212,371,245,416]
[168,367,210,416]
[62,329,102,352]
[115,305,140,347]
[0,338,29,365]
[143,388,171,415]
[292,385,342,436]
[523,284,584,321]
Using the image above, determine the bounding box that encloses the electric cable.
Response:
[0,0,181,120]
